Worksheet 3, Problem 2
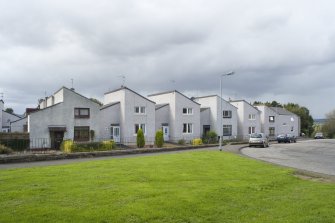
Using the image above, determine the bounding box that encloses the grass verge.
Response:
[0,151,334,222]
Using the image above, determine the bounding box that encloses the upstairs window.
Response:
[248,114,256,120]
[135,106,146,114]
[74,108,90,118]
[223,110,232,118]
[183,108,193,115]
[269,116,275,122]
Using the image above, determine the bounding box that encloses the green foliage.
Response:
[5,108,13,114]
[101,140,116,150]
[1,151,335,222]
[0,144,13,154]
[136,128,145,148]
[178,139,186,145]
[284,103,314,136]
[253,101,283,108]
[203,131,218,144]
[60,140,116,153]
[60,140,76,153]
[155,130,164,148]
[322,110,335,138]
[192,138,203,146]
[90,130,95,141]
[0,139,30,151]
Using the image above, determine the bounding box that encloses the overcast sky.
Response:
[0,0,334,118]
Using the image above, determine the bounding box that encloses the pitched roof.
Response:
[148,90,201,106]
[194,95,238,109]
[100,102,120,110]
[230,100,260,112]
[104,86,156,104]
[155,103,169,110]
[270,107,296,116]
[200,107,210,112]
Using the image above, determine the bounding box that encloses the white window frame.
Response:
[223,110,232,118]
[182,108,193,115]
[135,106,146,114]
[182,123,193,134]
[269,116,275,122]
[248,126,256,134]
[249,114,256,120]
[134,123,146,135]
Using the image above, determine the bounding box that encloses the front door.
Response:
[111,126,121,143]
[51,131,64,150]
[162,126,169,141]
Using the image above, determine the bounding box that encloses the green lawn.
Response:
[0,151,334,223]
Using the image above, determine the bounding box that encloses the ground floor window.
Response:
[223,125,232,136]
[248,126,256,134]
[269,127,275,136]
[183,123,193,134]
[74,126,90,141]
[134,123,146,134]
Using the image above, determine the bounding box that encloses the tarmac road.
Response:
[242,139,335,176]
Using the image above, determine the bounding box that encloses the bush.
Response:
[155,130,164,148]
[136,129,145,148]
[60,140,76,153]
[178,139,186,145]
[0,139,30,152]
[192,138,203,146]
[0,144,13,154]
[101,140,116,150]
[203,131,218,144]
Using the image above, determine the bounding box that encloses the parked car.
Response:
[249,133,269,148]
[314,132,324,139]
[277,134,297,143]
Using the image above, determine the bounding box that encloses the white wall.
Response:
[155,105,170,131]
[11,117,28,133]
[256,105,277,137]
[98,104,121,139]
[29,87,101,148]
[0,100,3,132]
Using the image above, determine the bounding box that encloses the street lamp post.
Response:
[219,71,234,151]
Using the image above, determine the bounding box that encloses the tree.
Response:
[322,110,335,138]
[284,103,314,136]
[136,128,145,148]
[5,108,13,114]
[155,130,164,148]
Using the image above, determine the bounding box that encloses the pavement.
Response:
[241,139,335,176]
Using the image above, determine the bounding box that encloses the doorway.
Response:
[50,131,65,150]
[162,125,169,141]
[111,126,121,143]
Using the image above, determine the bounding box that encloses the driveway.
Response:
[242,139,335,176]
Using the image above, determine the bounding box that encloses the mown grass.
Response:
[0,151,334,223]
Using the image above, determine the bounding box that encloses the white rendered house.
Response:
[148,90,201,142]
[193,95,238,140]
[0,100,23,132]
[103,86,156,144]
[28,87,101,149]
[230,100,261,139]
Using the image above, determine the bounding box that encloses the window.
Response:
[291,126,294,132]
[269,127,275,136]
[183,108,193,115]
[74,108,90,118]
[183,123,193,134]
[269,116,275,122]
[134,123,146,134]
[135,106,146,114]
[223,125,232,136]
[248,114,256,120]
[248,126,256,134]
[223,110,232,118]
[74,126,90,141]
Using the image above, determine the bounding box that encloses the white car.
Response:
[249,133,269,148]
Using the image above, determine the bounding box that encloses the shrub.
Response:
[0,139,30,151]
[136,129,145,148]
[178,139,186,145]
[155,130,164,148]
[101,140,116,150]
[192,138,203,146]
[0,144,13,154]
[60,140,75,153]
[203,131,218,144]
